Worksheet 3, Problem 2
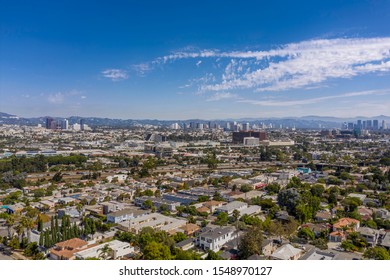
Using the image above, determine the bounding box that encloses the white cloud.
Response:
[101,69,128,81]
[206,92,238,102]
[48,92,64,104]
[81,95,87,99]
[132,63,153,76]
[196,60,202,67]
[237,89,390,106]
[153,37,390,93]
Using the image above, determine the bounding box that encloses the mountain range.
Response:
[1,112,389,129]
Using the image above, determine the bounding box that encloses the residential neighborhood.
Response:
[0,122,389,260]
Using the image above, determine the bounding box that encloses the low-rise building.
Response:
[106,208,148,223]
[74,240,134,260]
[270,244,303,260]
[134,196,180,212]
[117,213,186,234]
[49,238,88,260]
[357,227,379,246]
[215,201,248,215]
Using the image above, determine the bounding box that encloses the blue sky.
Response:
[1,0,390,119]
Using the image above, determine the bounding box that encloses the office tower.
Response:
[61,119,69,130]
[242,122,250,131]
[348,123,354,130]
[373,120,379,130]
[382,120,387,130]
[80,119,85,131]
[366,120,372,130]
[357,120,362,129]
[46,117,53,129]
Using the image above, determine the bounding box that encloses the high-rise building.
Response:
[242,122,250,131]
[80,119,85,131]
[61,119,69,130]
[357,120,362,129]
[382,120,387,130]
[46,117,53,129]
[362,120,367,129]
[373,120,379,130]
[366,120,372,129]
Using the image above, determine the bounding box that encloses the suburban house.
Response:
[106,208,148,223]
[101,201,125,215]
[215,201,248,215]
[49,238,88,260]
[333,217,360,232]
[301,223,330,237]
[261,239,278,256]
[195,226,236,252]
[179,223,200,236]
[203,200,226,212]
[58,206,81,218]
[300,249,336,260]
[357,227,379,246]
[314,211,332,222]
[357,206,373,220]
[134,196,181,211]
[175,238,195,251]
[238,205,262,217]
[270,244,303,260]
[329,231,346,242]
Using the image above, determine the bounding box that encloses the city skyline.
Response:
[1,1,390,119]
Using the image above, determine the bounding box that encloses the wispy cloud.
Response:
[132,63,153,76]
[206,92,238,102]
[150,37,390,93]
[48,92,64,104]
[101,69,128,81]
[237,89,390,106]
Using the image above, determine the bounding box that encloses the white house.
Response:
[74,240,134,260]
[215,201,248,215]
[195,226,236,252]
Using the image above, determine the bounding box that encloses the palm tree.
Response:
[14,223,25,243]
[5,215,15,239]
[98,244,113,260]
[21,217,35,242]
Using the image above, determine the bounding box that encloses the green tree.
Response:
[206,250,224,260]
[52,172,63,182]
[240,184,252,193]
[297,227,315,240]
[265,182,281,194]
[9,236,20,249]
[215,212,228,226]
[143,241,172,260]
[142,199,153,209]
[364,247,390,260]
[173,232,187,243]
[175,249,201,260]
[21,216,34,242]
[238,225,263,259]
[98,244,114,260]
[5,215,15,239]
